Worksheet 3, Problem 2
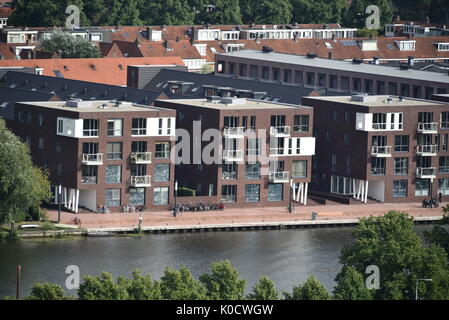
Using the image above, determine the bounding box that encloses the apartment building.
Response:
[215,49,449,99]
[301,95,449,203]
[155,97,315,208]
[9,99,176,213]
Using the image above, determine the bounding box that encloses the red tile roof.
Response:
[0,7,12,18]
[0,57,185,85]
[0,43,16,59]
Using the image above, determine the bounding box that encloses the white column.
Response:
[68,189,73,210]
[300,183,305,204]
[296,183,302,202]
[304,182,309,206]
[357,181,362,200]
[361,182,365,202]
[292,183,297,201]
[364,181,369,203]
[75,189,80,214]
[353,179,356,198]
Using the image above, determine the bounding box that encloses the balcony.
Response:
[223,150,244,162]
[82,153,103,165]
[417,145,438,156]
[81,176,97,184]
[416,167,437,179]
[269,171,290,183]
[417,123,438,134]
[269,148,284,156]
[371,146,392,157]
[371,123,387,130]
[130,152,152,164]
[130,175,152,187]
[223,127,245,138]
[270,126,291,137]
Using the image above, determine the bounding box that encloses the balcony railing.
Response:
[81,176,97,184]
[223,150,244,162]
[130,152,152,164]
[155,151,170,159]
[293,125,308,133]
[82,153,103,165]
[416,167,437,179]
[270,126,291,136]
[439,166,449,174]
[372,123,387,130]
[269,171,290,183]
[223,127,245,137]
[269,147,284,156]
[417,145,438,156]
[130,175,152,187]
[441,122,449,130]
[371,146,392,157]
[417,122,438,134]
[221,195,236,203]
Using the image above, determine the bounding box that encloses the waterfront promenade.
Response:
[47,202,444,230]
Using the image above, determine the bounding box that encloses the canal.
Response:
[0,225,438,298]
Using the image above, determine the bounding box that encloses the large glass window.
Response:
[439,156,449,173]
[245,163,261,179]
[154,164,170,182]
[247,138,262,156]
[83,119,99,137]
[129,188,145,206]
[294,115,309,132]
[132,118,147,136]
[371,158,386,175]
[394,158,408,175]
[439,178,449,196]
[222,163,237,180]
[394,135,409,152]
[105,165,121,184]
[221,185,236,203]
[393,180,407,198]
[245,184,260,202]
[105,189,120,207]
[292,160,307,178]
[81,166,97,184]
[415,179,430,197]
[107,119,123,137]
[441,112,449,129]
[268,184,283,202]
[330,176,353,195]
[155,142,170,159]
[107,142,122,160]
[154,187,169,205]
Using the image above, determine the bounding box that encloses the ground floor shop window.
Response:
[106,165,121,184]
[154,187,169,205]
[393,180,407,198]
[439,178,449,196]
[105,189,121,207]
[415,179,430,197]
[268,184,283,202]
[221,185,236,203]
[245,184,260,202]
[154,164,170,182]
[331,176,353,195]
[129,188,145,206]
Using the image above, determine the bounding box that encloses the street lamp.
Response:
[415,278,432,300]
[57,183,62,223]
[174,180,178,217]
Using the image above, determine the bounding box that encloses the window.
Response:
[132,118,147,136]
[250,116,256,130]
[344,133,350,144]
[372,113,387,130]
[38,137,44,150]
[55,140,62,152]
[268,184,283,202]
[154,187,169,205]
[439,179,449,196]
[82,166,97,184]
[245,163,260,179]
[107,119,123,137]
[344,111,350,122]
[57,119,63,133]
[245,184,260,202]
[292,160,307,178]
[57,163,62,176]
[105,165,121,184]
[393,180,407,198]
[83,119,99,137]
[442,112,449,129]
[107,142,122,160]
[221,185,236,203]
[394,158,408,175]
[415,179,430,197]
[294,115,309,132]
[38,114,44,126]
[331,176,353,195]
[247,138,262,156]
[440,156,449,173]
[331,154,337,171]
[224,116,239,128]
[155,142,170,158]
[105,189,121,207]
[222,163,237,180]
[394,135,409,152]
[154,164,170,182]
[371,158,385,175]
[130,188,145,206]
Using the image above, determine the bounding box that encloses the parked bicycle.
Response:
[422,198,439,208]
[96,206,110,214]
[168,202,225,213]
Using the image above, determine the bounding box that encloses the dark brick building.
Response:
[10,100,176,213]
[302,95,449,203]
[155,97,315,208]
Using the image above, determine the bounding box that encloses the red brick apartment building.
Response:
[301,95,449,203]
[10,100,176,213]
[155,97,315,208]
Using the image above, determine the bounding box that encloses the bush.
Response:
[40,221,56,230]
[177,187,196,197]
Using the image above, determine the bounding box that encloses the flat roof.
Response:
[303,95,449,107]
[18,100,171,113]
[157,98,311,110]
[217,50,449,84]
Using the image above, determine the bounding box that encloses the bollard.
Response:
[312,212,318,221]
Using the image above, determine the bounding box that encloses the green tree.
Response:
[121,270,162,300]
[78,272,129,300]
[290,0,348,24]
[199,260,246,300]
[340,211,449,300]
[9,0,65,27]
[160,266,207,300]
[39,30,101,58]
[116,0,143,26]
[247,276,280,300]
[0,119,51,224]
[141,0,195,25]
[425,205,449,257]
[356,28,380,37]
[284,276,331,300]
[333,266,373,300]
[26,282,69,300]
[241,0,293,24]
[195,0,242,25]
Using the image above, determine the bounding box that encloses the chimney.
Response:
[147,26,151,40]
[373,57,380,65]
[408,56,415,66]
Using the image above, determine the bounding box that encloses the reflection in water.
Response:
[0,225,436,298]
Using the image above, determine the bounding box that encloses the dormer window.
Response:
[395,40,416,51]
[437,43,449,51]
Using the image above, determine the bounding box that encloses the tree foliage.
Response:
[284,276,331,300]
[78,272,129,300]
[27,282,69,300]
[424,204,449,257]
[160,266,207,300]
[0,119,51,224]
[333,266,373,300]
[200,260,246,300]
[247,276,280,300]
[39,30,101,58]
